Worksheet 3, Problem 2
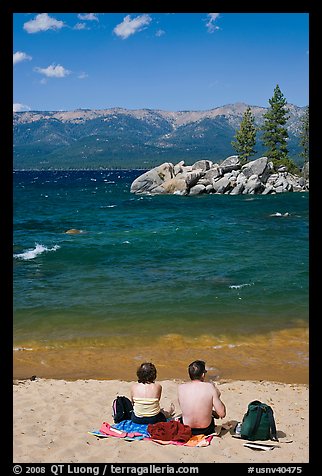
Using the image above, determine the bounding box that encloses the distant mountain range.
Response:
[13,103,307,170]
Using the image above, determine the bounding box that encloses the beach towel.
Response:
[112,420,150,437]
[152,433,215,447]
[89,421,214,446]
[147,420,192,443]
[97,422,146,440]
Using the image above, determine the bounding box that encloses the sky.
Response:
[13,12,309,113]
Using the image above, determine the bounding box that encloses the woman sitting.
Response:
[130,362,167,424]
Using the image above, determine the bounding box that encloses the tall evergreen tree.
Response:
[231,106,256,165]
[299,106,309,165]
[261,84,290,168]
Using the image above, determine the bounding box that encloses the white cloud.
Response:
[73,23,88,30]
[13,103,31,112]
[155,29,165,37]
[113,14,152,39]
[23,13,65,34]
[13,51,32,65]
[34,64,71,78]
[78,72,88,79]
[206,13,220,33]
[77,13,99,21]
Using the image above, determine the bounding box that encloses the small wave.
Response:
[269,212,290,217]
[13,347,33,351]
[229,283,254,289]
[13,243,60,260]
[212,343,242,349]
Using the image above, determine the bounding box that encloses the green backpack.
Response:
[240,400,279,441]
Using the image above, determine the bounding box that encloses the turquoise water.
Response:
[13,170,309,349]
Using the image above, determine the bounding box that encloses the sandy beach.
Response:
[13,377,308,464]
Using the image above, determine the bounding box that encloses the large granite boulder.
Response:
[241,157,268,179]
[130,162,174,194]
[130,156,309,195]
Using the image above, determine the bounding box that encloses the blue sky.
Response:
[13,12,309,112]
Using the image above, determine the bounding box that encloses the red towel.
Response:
[147,420,192,443]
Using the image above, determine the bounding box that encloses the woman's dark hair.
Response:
[188,360,206,380]
[136,362,157,383]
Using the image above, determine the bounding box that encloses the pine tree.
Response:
[231,106,256,165]
[299,106,309,165]
[261,84,291,169]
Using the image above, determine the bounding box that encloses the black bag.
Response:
[112,396,133,423]
[240,400,279,441]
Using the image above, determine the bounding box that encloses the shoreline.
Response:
[13,377,309,463]
[13,327,309,384]
[13,352,309,384]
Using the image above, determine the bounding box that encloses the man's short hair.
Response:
[188,360,206,380]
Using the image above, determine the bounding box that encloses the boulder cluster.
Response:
[130,156,309,196]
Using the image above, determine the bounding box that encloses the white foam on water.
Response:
[14,243,60,260]
[212,343,242,349]
[229,283,254,290]
[13,347,33,351]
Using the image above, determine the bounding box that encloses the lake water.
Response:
[13,170,309,383]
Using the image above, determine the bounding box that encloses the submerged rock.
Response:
[65,229,83,234]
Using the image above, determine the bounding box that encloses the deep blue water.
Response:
[13,170,309,348]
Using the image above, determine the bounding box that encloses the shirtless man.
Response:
[178,360,226,435]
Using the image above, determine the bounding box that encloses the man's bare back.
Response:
[178,361,226,430]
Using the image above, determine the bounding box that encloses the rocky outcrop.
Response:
[130,156,309,195]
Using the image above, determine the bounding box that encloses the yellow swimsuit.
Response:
[133,397,161,417]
